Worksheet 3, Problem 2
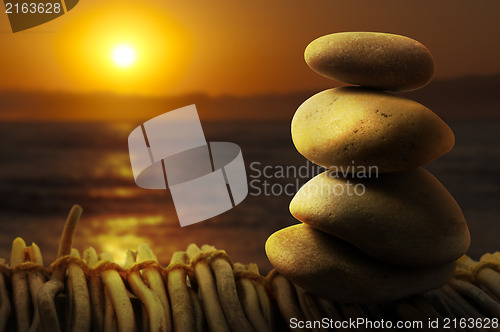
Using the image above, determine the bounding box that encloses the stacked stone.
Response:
[266,32,471,303]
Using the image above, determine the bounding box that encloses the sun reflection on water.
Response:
[89,187,139,198]
[79,214,168,264]
[98,234,149,266]
[93,153,133,179]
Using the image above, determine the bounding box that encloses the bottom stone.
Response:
[265,224,456,303]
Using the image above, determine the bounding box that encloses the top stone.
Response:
[305,32,435,91]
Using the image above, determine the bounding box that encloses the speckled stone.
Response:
[265,224,456,303]
[305,32,435,91]
[289,168,470,267]
[291,87,455,173]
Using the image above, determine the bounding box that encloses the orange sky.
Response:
[1,0,500,96]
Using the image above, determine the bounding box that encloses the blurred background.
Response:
[0,0,499,272]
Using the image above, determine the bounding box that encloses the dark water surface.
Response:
[0,120,498,272]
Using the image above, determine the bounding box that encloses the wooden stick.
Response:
[84,247,104,332]
[303,293,329,332]
[449,278,500,318]
[188,286,205,332]
[293,285,316,328]
[422,290,457,321]
[440,286,482,318]
[244,264,273,328]
[140,304,149,332]
[38,280,64,332]
[66,248,91,332]
[57,205,82,259]
[166,252,196,332]
[234,263,270,332]
[315,297,344,328]
[39,205,85,332]
[101,264,137,332]
[104,287,118,332]
[411,295,443,321]
[101,252,136,332]
[0,260,11,332]
[137,243,172,331]
[200,245,253,332]
[128,271,167,332]
[186,244,230,332]
[26,243,45,332]
[10,237,31,332]
[271,274,307,331]
[124,250,136,268]
[476,268,500,300]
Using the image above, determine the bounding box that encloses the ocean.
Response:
[0,120,499,272]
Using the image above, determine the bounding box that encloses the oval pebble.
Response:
[289,168,470,267]
[305,32,435,91]
[291,87,455,173]
[265,224,456,303]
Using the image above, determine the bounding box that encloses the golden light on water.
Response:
[99,234,149,266]
[111,44,137,68]
[93,153,133,180]
[80,215,167,264]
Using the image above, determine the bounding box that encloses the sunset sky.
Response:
[1,0,500,96]
[0,0,499,270]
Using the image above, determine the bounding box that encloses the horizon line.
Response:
[0,73,499,98]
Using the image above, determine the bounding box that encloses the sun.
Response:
[111,44,137,68]
[56,3,193,94]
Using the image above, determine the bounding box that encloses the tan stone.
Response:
[291,87,455,173]
[265,224,456,303]
[305,32,435,91]
[289,168,470,267]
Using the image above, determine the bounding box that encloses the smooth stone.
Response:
[305,32,435,91]
[265,224,456,303]
[290,168,470,267]
[291,87,455,173]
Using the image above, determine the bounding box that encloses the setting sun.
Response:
[54,3,193,94]
[112,44,137,68]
